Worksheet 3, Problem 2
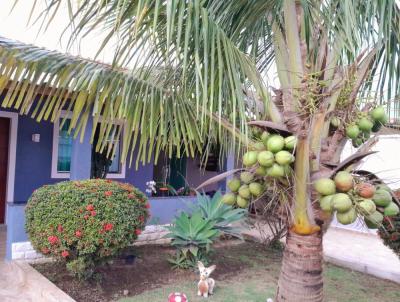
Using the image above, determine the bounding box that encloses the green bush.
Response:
[167,191,246,269]
[194,191,247,238]
[25,179,150,279]
[379,214,400,258]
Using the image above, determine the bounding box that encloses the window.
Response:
[51,112,126,179]
[57,119,73,173]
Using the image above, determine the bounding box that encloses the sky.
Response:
[0,0,115,64]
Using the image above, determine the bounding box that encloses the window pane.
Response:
[108,140,121,173]
[57,119,72,172]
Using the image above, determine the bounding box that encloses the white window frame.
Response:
[51,111,126,179]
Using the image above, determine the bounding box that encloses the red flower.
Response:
[135,229,142,236]
[75,230,82,238]
[139,216,145,223]
[41,247,50,254]
[145,203,151,209]
[84,214,89,220]
[79,209,83,213]
[127,194,134,199]
[86,204,94,211]
[48,235,59,245]
[61,250,69,258]
[57,225,63,232]
[103,223,114,231]
[106,179,112,183]
[104,191,113,197]
[91,210,97,217]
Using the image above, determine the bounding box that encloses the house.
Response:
[0,37,232,260]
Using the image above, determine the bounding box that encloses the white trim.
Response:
[0,111,18,224]
[51,111,126,179]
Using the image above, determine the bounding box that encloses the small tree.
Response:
[2,1,400,301]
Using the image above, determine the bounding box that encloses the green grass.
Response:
[120,263,400,302]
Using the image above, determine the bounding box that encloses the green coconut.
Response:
[332,193,353,213]
[227,178,241,192]
[238,185,251,199]
[251,127,262,139]
[330,117,341,128]
[372,189,392,207]
[357,117,374,132]
[255,166,267,176]
[267,164,285,178]
[384,202,400,217]
[257,151,275,167]
[370,106,386,122]
[222,193,236,205]
[236,196,249,208]
[336,207,357,225]
[275,150,294,165]
[284,136,297,150]
[364,211,384,229]
[240,172,254,184]
[334,171,354,192]
[358,199,376,215]
[376,184,391,192]
[252,142,266,151]
[346,124,360,139]
[371,121,383,133]
[313,178,336,196]
[267,135,285,153]
[261,131,270,145]
[249,182,263,197]
[320,195,334,213]
[243,151,258,167]
[360,130,371,140]
[282,165,292,176]
[352,137,363,148]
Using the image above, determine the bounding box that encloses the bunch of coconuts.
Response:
[314,171,399,227]
[343,106,388,147]
[222,131,297,208]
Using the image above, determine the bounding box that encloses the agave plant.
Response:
[194,191,247,238]
[166,211,220,268]
[3,1,400,301]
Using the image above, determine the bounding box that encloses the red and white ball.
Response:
[168,292,188,302]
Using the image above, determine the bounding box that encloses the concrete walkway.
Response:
[243,224,400,284]
[0,260,75,302]
[324,227,400,283]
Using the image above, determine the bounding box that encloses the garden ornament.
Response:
[197,261,216,298]
[168,292,188,302]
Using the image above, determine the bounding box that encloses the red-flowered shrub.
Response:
[25,179,149,279]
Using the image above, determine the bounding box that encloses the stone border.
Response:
[12,225,171,261]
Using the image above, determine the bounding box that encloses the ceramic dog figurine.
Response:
[197,261,216,298]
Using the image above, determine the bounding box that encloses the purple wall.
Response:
[14,116,61,202]
[9,111,154,202]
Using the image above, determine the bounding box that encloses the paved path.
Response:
[243,224,400,283]
[0,260,75,302]
[324,227,400,283]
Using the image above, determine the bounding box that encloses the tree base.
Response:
[276,229,323,302]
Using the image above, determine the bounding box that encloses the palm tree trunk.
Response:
[276,229,323,302]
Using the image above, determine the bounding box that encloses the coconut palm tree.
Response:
[1,0,400,301]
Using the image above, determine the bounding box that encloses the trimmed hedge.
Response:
[25,179,150,279]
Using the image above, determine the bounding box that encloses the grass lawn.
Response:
[120,245,400,302]
[34,240,400,302]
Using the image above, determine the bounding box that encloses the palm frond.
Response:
[0,36,203,167]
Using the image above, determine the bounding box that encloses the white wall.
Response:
[341,134,400,189]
